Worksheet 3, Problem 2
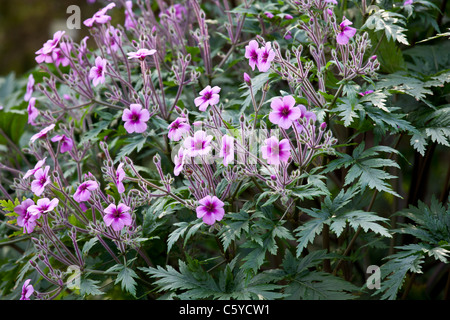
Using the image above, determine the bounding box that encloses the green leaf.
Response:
[333,97,363,127]
[79,278,104,297]
[115,134,148,161]
[219,209,251,251]
[332,210,391,238]
[294,213,329,257]
[363,10,409,45]
[324,142,401,197]
[279,250,358,300]
[114,266,138,297]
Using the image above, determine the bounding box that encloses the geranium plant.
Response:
[0,0,449,301]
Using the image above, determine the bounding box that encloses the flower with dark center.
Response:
[194,85,221,112]
[103,203,132,231]
[261,136,291,166]
[122,104,150,134]
[245,40,261,71]
[196,195,225,225]
[269,95,301,129]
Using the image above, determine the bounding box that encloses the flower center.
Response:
[261,51,269,62]
[96,66,103,77]
[205,202,215,213]
[113,209,121,218]
[203,92,212,101]
[194,140,204,150]
[131,113,141,123]
[281,106,290,117]
[250,49,258,61]
[40,176,47,185]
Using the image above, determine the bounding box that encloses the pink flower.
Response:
[30,165,51,196]
[51,134,74,153]
[220,135,234,166]
[52,42,72,67]
[284,14,293,20]
[20,279,34,300]
[30,124,55,143]
[124,1,136,30]
[122,104,150,134]
[27,97,39,126]
[173,148,186,176]
[89,56,108,87]
[269,95,301,130]
[257,42,275,73]
[27,198,59,217]
[35,49,53,64]
[196,195,225,225]
[83,3,116,27]
[24,74,34,102]
[127,48,156,60]
[264,11,274,19]
[168,117,190,141]
[14,199,35,228]
[404,0,413,5]
[294,105,317,133]
[183,130,213,157]
[73,180,99,203]
[261,136,291,166]
[243,72,251,85]
[116,162,125,193]
[103,203,132,231]
[244,40,260,71]
[359,90,374,97]
[104,26,122,54]
[21,211,39,234]
[194,85,221,112]
[23,157,47,180]
[336,18,357,45]
[35,31,65,64]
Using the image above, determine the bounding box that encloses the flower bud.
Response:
[320,122,327,131]
[243,72,251,85]
[284,14,293,20]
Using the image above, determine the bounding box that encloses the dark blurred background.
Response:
[0,0,100,76]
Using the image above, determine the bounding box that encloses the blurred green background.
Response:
[0,0,99,76]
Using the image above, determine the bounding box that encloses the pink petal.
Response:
[269,111,282,125]
[202,213,216,225]
[139,108,150,122]
[133,121,147,133]
[336,33,350,45]
[282,95,296,108]
[199,86,212,96]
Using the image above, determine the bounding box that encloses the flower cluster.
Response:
[0,0,384,301]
